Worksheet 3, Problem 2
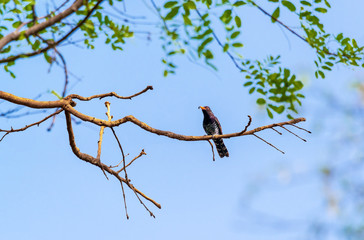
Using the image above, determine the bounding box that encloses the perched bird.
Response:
[198,106,229,158]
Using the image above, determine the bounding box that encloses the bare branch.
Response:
[280,126,307,142]
[0,109,64,142]
[271,127,282,135]
[64,110,161,210]
[241,115,252,133]
[0,90,71,108]
[54,49,69,97]
[118,149,146,173]
[289,123,312,134]
[0,90,307,143]
[97,126,105,160]
[253,133,285,154]
[68,86,154,101]
[120,181,129,219]
[207,140,215,161]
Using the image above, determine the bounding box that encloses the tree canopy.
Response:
[0,0,363,118]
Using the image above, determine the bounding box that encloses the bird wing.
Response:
[214,116,223,135]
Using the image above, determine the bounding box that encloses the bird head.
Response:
[198,106,211,112]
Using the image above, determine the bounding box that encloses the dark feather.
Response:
[200,106,229,158]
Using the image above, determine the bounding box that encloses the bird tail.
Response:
[213,138,229,158]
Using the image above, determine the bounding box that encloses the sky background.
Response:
[1,1,364,239]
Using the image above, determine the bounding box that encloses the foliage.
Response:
[0,0,363,119]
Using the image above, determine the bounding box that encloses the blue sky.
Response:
[1,1,364,239]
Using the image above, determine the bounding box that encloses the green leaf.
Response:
[165,6,180,20]
[184,1,196,9]
[300,1,312,6]
[282,1,296,12]
[317,70,325,78]
[51,90,62,100]
[271,7,280,23]
[12,21,21,28]
[223,43,229,52]
[315,7,327,13]
[276,105,285,114]
[233,1,246,7]
[164,1,178,8]
[43,52,53,64]
[232,42,243,48]
[197,37,213,54]
[32,39,40,50]
[267,108,273,119]
[183,14,192,25]
[235,16,241,28]
[257,98,266,105]
[230,31,240,39]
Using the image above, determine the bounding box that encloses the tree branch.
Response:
[0,0,85,51]
[68,85,153,101]
[0,89,307,142]
[0,0,104,64]
[64,110,161,212]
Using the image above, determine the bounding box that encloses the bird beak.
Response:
[198,106,205,110]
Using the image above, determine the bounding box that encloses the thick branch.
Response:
[63,104,307,141]
[0,91,71,108]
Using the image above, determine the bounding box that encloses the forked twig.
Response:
[118,149,146,173]
[0,109,64,141]
[64,110,161,215]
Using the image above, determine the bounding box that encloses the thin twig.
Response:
[97,126,105,159]
[111,127,127,179]
[118,149,146,173]
[0,108,63,139]
[280,126,307,142]
[97,124,109,180]
[252,133,285,154]
[207,140,215,161]
[64,110,161,211]
[289,123,312,134]
[68,86,153,101]
[120,182,129,219]
[241,115,252,133]
[128,182,156,218]
[271,127,282,135]
[250,1,338,57]
[195,9,247,73]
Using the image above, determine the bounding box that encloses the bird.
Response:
[198,106,229,158]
